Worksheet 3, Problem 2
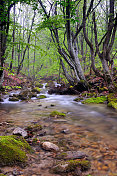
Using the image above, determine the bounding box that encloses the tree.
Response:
[0,0,33,86]
[83,0,117,87]
[38,0,88,85]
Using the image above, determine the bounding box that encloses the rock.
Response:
[34,82,43,88]
[52,163,68,173]
[37,130,46,136]
[50,104,55,107]
[9,97,19,101]
[37,95,47,99]
[74,80,89,92]
[13,127,28,138]
[57,151,87,160]
[52,160,91,174]
[61,129,70,134]
[42,142,59,152]
[0,135,31,166]
[18,89,37,100]
[0,95,3,102]
[32,87,41,93]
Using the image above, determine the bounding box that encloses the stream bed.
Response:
[0,89,117,175]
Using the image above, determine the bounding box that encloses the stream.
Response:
[0,86,117,144]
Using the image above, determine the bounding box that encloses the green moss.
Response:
[107,93,117,110]
[0,174,7,176]
[73,97,83,102]
[81,92,97,97]
[82,96,107,104]
[50,111,66,117]
[57,152,68,159]
[32,87,41,93]
[32,138,38,145]
[35,82,43,88]
[26,124,42,132]
[53,160,91,174]
[0,135,31,166]
[37,95,47,99]
[67,160,91,172]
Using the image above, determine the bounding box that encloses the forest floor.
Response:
[0,70,117,176]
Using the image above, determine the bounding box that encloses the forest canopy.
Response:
[0,0,117,89]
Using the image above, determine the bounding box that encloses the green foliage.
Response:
[82,96,107,104]
[37,15,65,30]
[0,135,31,166]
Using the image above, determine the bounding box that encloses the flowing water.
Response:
[0,86,117,143]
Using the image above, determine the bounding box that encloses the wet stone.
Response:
[37,130,46,136]
[12,127,28,138]
[57,151,87,160]
[61,129,70,134]
[42,142,59,152]
[52,163,68,173]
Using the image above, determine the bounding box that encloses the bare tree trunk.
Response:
[10,4,16,70]
[60,58,74,85]
[17,10,36,75]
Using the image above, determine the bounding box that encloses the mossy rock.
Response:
[107,93,117,110]
[73,97,83,102]
[37,95,47,99]
[50,111,66,117]
[66,160,91,172]
[81,92,97,97]
[32,87,41,93]
[82,96,107,104]
[45,81,55,88]
[25,124,42,132]
[52,159,91,174]
[0,135,31,166]
[9,97,19,101]
[34,82,43,88]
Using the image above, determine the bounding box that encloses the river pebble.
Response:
[42,142,59,152]
[57,151,87,160]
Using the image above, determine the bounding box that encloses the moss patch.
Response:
[50,111,66,117]
[0,135,31,166]
[32,87,41,93]
[53,160,91,174]
[37,95,47,99]
[107,93,117,110]
[25,124,42,132]
[73,97,83,102]
[82,96,107,104]
[67,160,91,172]
[34,82,43,88]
